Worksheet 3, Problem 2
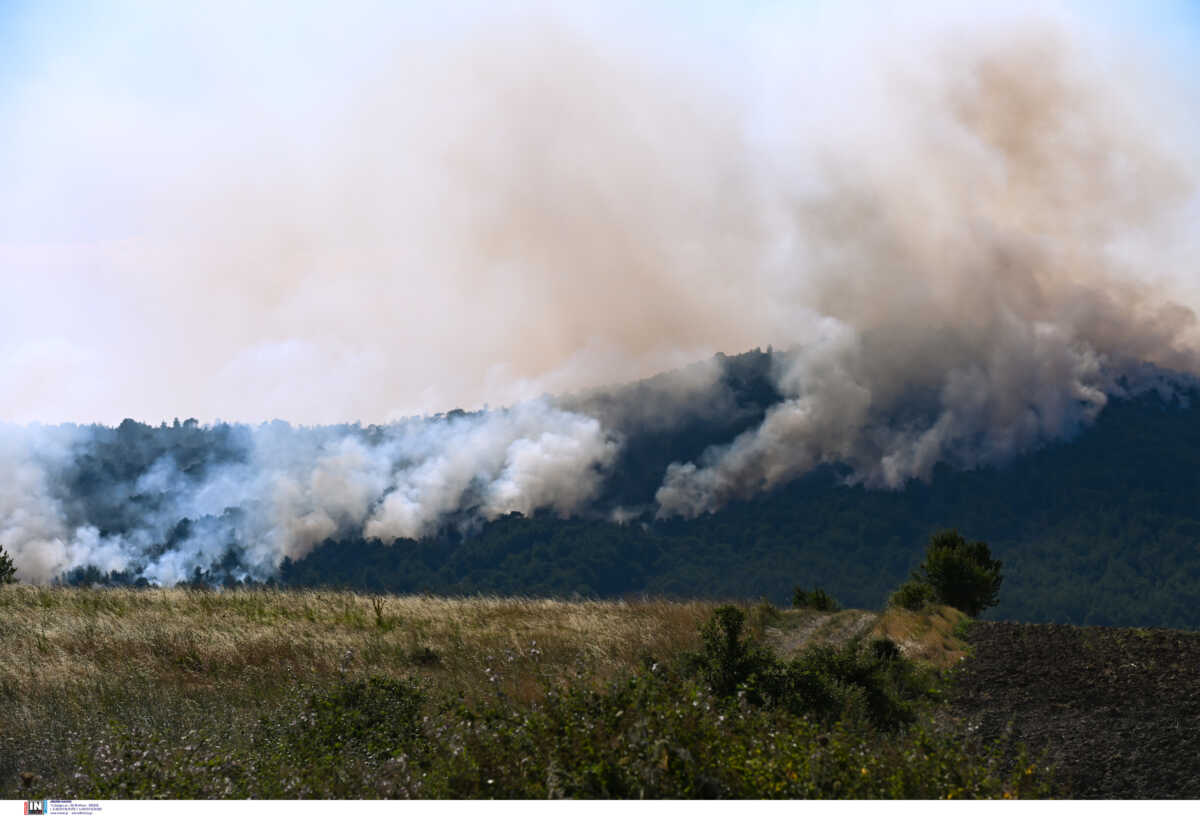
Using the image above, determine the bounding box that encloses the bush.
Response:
[692,609,929,732]
[915,530,1003,617]
[0,546,16,584]
[889,579,936,611]
[746,599,781,635]
[793,587,840,611]
[298,675,425,759]
[762,637,928,731]
[697,605,775,698]
[416,655,1043,799]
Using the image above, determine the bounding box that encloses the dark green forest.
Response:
[44,348,1200,629]
[281,381,1200,629]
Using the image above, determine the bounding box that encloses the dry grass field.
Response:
[0,586,722,796]
[0,586,719,699]
[0,586,1031,798]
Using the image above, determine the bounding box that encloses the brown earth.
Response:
[947,621,1200,799]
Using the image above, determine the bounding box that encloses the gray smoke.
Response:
[3,3,1200,580]
[656,20,1200,516]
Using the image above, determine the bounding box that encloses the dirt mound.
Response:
[948,621,1200,798]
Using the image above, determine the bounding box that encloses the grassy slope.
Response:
[0,586,1024,799]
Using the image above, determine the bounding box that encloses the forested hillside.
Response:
[280,364,1200,629]
[33,348,1200,628]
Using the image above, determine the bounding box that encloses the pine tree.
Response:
[0,546,16,584]
[915,530,1002,617]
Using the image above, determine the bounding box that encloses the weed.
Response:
[371,596,388,629]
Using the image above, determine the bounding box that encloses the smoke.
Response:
[0,402,616,584]
[0,426,91,584]
[3,2,1200,578]
[656,17,1200,515]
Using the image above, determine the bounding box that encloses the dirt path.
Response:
[947,621,1200,799]
[767,610,879,657]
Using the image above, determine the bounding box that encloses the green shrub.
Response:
[298,675,425,759]
[768,638,926,731]
[692,609,929,732]
[746,599,781,635]
[59,645,1052,799]
[793,587,840,611]
[414,658,1047,799]
[697,605,774,698]
[889,579,936,611]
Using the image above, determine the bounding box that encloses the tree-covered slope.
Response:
[282,383,1200,629]
[39,348,1200,628]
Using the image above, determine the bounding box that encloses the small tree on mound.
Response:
[0,546,16,584]
[793,586,840,612]
[888,579,936,612]
[914,530,1002,617]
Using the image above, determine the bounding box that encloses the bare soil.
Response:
[947,621,1200,799]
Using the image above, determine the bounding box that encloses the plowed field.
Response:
[948,621,1200,798]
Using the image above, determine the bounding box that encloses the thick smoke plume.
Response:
[658,22,1200,515]
[0,404,617,584]
[3,3,1200,581]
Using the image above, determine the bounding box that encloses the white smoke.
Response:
[0,426,125,583]
[0,401,616,585]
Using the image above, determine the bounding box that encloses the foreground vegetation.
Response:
[0,585,1051,798]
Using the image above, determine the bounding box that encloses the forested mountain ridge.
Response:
[281,357,1200,629]
[39,348,1200,629]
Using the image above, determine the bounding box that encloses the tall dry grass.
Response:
[0,588,1039,799]
[0,586,717,697]
[0,585,722,794]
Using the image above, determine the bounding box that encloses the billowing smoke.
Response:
[0,403,617,584]
[3,3,1200,581]
[656,19,1200,515]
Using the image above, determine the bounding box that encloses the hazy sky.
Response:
[3,0,1199,425]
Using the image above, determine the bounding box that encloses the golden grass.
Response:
[0,584,969,752]
[871,605,970,669]
[0,585,719,703]
[0,586,984,797]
